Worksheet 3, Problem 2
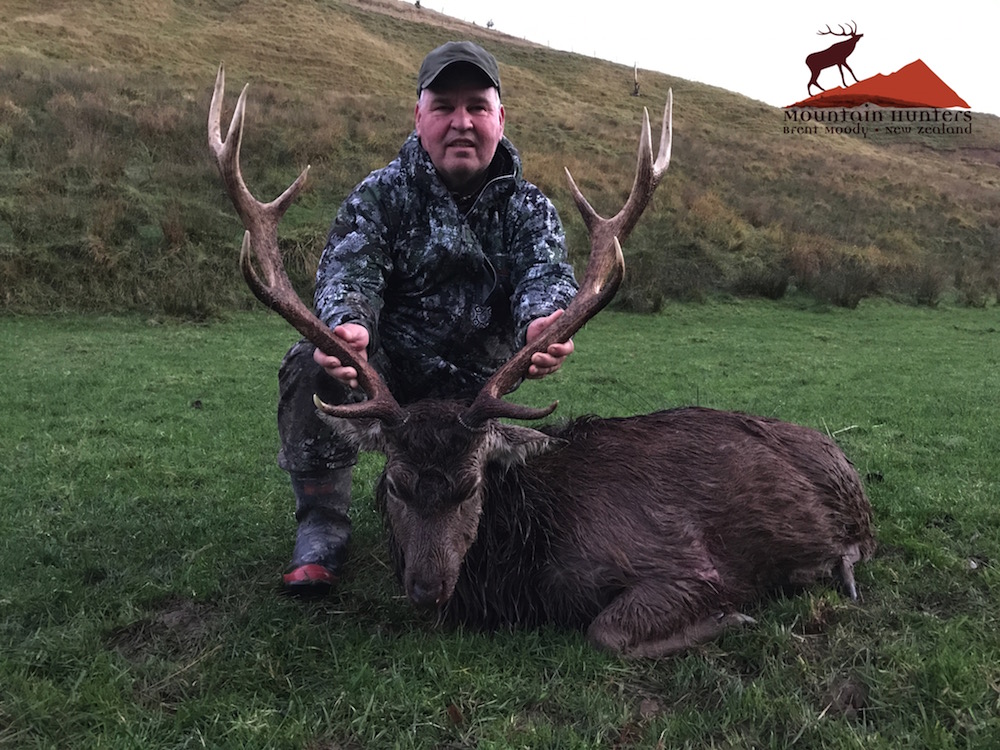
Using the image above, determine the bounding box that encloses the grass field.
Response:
[2,299,999,748]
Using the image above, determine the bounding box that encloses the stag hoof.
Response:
[716,611,757,628]
[837,544,864,601]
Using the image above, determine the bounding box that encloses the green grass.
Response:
[3,299,1000,748]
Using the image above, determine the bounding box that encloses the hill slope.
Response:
[1,0,998,314]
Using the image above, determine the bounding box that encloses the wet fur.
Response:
[374,406,875,657]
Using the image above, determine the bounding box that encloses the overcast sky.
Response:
[426,1,998,117]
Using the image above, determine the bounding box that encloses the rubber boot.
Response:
[280,469,353,597]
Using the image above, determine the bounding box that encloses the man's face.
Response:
[415,68,505,193]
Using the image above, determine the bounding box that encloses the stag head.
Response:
[208,64,672,609]
[339,400,561,606]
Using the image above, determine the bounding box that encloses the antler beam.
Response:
[208,64,407,426]
[461,91,673,426]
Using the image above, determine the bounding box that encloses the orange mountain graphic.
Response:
[788,59,969,109]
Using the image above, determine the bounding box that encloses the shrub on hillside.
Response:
[789,242,882,309]
[954,257,1000,308]
[723,225,793,301]
[804,253,881,309]
[616,244,722,311]
[728,254,792,300]
[885,263,948,307]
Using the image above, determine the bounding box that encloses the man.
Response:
[277,41,579,596]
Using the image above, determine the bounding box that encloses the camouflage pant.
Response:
[276,339,366,475]
[277,337,495,475]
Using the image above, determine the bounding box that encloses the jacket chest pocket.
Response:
[396,222,486,287]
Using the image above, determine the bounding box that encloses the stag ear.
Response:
[484,423,566,467]
[315,409,387,452]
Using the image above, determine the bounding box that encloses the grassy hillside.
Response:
[1,0,999,315]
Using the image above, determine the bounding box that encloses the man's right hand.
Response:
[313,323,370,390]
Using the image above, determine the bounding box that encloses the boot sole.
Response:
[280,563,339,598]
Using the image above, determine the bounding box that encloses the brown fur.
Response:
[209,69,867,657]
[350,404,875,658]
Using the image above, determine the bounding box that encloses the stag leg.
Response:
[622,612,757,659]
[841,61,859,85]
[837,543,864,601]
[586,582,755,659]
[781,543,865,601]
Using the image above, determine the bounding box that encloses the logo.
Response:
[804,22,864,98]
[783,21,972,138]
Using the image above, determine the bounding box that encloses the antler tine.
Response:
[461,92,673,426]
[817,22,856,37]
[208,64,407,425]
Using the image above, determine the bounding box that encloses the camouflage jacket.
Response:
[314,132,578,403]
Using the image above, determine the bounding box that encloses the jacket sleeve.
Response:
[507,186,579,346]
[313,180,395,349]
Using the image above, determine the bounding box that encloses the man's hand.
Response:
[312,323,370,389]
[525,309,574,379]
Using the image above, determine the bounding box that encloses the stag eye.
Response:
[382,473,416,506]
[389,483,413,506]
[416,471,451,501]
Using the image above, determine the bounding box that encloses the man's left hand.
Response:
[525,309,574,379]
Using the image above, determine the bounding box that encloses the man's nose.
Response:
[451,107,473,129]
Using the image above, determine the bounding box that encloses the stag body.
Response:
[806,22,863,95]
[359,405,874,657]
[210,65,875,657]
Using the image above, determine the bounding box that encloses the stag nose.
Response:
[409,578,445,609]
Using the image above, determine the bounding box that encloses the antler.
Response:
[208,64,407,425]
[461,90,673,426]
[817,21,857,36]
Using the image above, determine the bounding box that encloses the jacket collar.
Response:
[403,132,522,207]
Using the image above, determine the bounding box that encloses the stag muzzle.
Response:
[397,528,469,610]
[407,575,449,609]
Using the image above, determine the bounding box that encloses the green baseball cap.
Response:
[417,41,501,98]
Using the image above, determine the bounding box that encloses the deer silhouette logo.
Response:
[806,21,863,95]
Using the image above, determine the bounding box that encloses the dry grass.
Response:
[1,0,999,315]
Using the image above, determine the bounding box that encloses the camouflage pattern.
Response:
[314,131,578,403]
[278,132,578,474]
[277,339,362,473]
